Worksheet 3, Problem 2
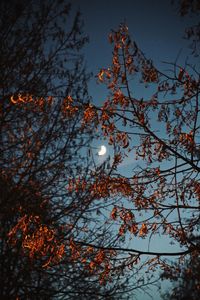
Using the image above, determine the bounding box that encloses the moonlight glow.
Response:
[98,145,107,156]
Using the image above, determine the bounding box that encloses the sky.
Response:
[72,1,196,299]
[74,0,196,104]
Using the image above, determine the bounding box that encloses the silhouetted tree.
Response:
[161,244,200,299]
[0,1,129,299]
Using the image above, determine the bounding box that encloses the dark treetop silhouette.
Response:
[0,1,133,299]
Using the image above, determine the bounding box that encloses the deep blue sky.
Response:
[72,1,195,299]
[74,0,195,106]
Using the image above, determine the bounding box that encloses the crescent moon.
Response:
[98,145,107,156]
